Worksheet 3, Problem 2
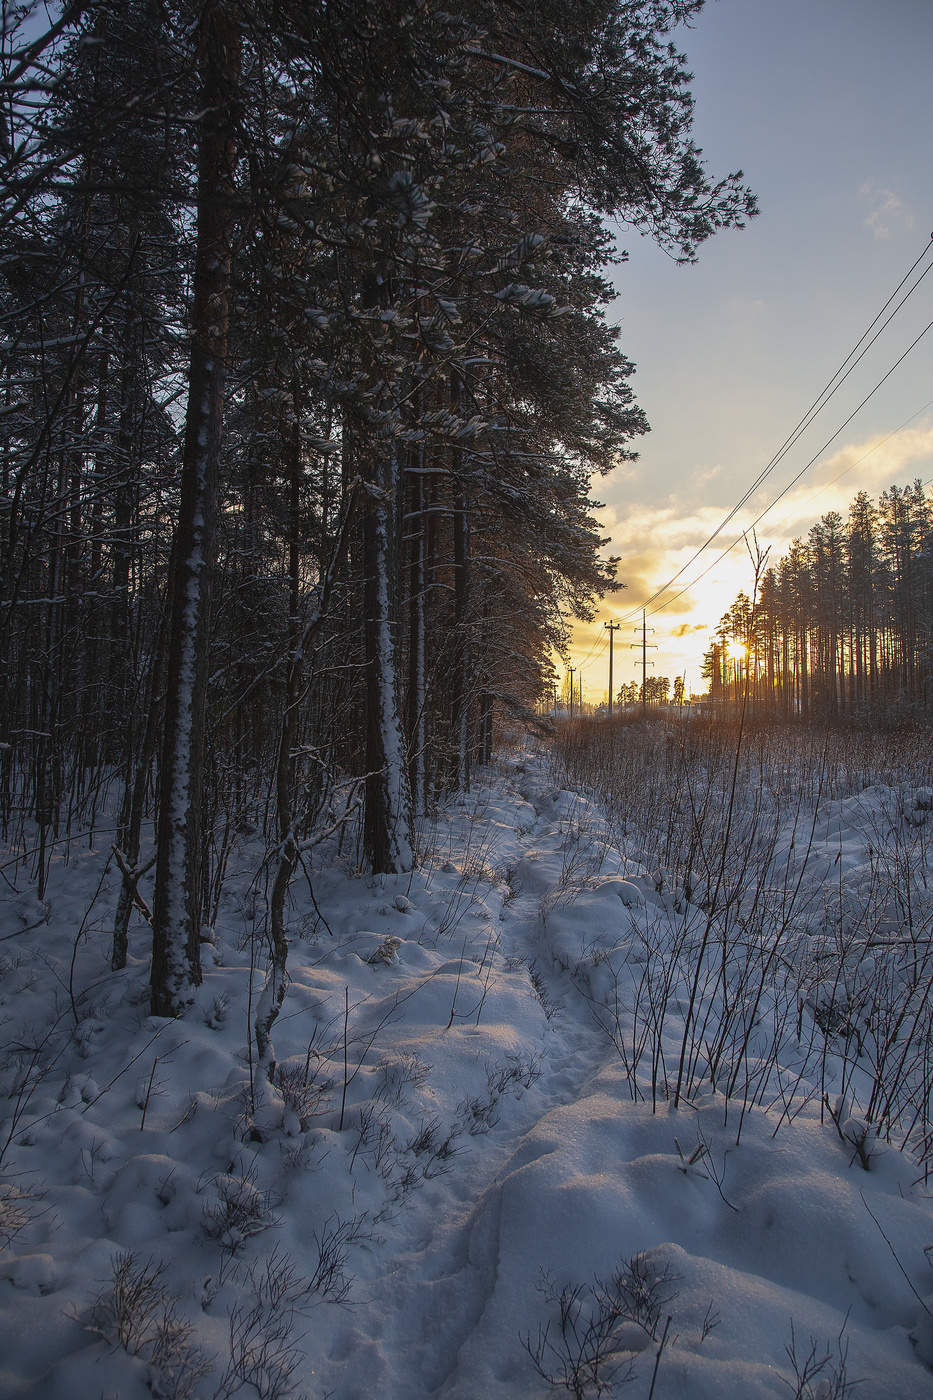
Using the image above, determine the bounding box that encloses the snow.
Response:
[2,747,933,1397]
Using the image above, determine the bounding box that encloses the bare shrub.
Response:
[526,959,560,1022]
[373,1050,431,1105]
[84,1251,212,1400]
[217,1285,305,1400]
[271,1061,332,1130]
[86,1251,171,1354]
[522,1253,679,1398]
[202,1161,279,1253]
[0,1018,68,1168]
[599,1253,679,1343]
[486,1052,542,1097]
[307,1212,371,1302]
[457,1090,500,1136]
[783,1318,860,1399]
[540,803,609,920]
[0,1177,41,1248]
[523,1276,636,1399]
[148,1310,213,1400]
[366,936,401,966]
[550,712,933,1174]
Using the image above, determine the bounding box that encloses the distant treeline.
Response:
[616,676,685,707]
[703,481,933,715]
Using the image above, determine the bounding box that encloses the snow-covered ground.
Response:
[3,746,933,1397]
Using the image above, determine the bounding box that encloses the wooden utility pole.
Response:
[568,666,576,720]
[604,620,619,717]
[631,611,656,714]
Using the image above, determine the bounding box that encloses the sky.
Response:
[569,0,933,703]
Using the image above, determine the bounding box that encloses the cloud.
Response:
[570,420,933,686]
[752,422,933,543]
[691,462,722,488]
[859,182,915,240]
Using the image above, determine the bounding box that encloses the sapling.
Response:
[338,984,349,1129]
[699,1300,721,1345]
[139,1056,160,1131]
[444,936,468,1029]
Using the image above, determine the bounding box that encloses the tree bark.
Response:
[363,442,414,874]
[151,2,241,1016]
[256,396,302,1073]
[406,443,427,818]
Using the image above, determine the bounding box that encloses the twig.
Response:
[648,1314,672,1400]
[338,986,349,1131]
[860,1190,933,1318]
[139,1056,159,1131]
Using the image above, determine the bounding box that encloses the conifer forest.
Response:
[704,483,933,715]
[0,0,754,1012]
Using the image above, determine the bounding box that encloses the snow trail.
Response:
[5,749,933,1398]
[322,760,617,1398]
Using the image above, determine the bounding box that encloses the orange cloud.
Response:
[568,421,933,695]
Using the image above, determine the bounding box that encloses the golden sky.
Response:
[561,0,933,708]
[569,421,933,703]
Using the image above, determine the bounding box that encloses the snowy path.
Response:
[4,750,933,1398]
[313,756,933,1400]
[322,764,617,1399]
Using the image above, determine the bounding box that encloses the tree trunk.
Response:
[451,481,471,791]
[151,2,241,1016]
[406,444,427,817]
[363,442,413,874]
[256,398,302,1074]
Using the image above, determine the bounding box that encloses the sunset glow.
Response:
[568,422,933,703]
[555,0,933,710]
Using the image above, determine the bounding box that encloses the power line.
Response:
[615,234,933,627]
[647,315,933,618]
[643,236,933,612]
[793,395,933,504]
[630,610,656,714]
[576,628,609,671]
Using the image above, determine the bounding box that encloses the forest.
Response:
[0,0,753,1018]
[702,483,933,715]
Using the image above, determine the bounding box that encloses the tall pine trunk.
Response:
[363,441,413,874]
[151,3,240,1016]
[406,444,427,818]
[451,481,471,791]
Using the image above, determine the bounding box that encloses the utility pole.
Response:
[604,620,620,717]
[568,666,576,721]
[630,610,656,715]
